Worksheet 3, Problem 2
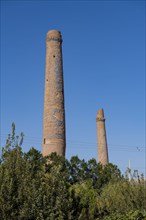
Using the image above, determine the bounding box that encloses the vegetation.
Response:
[0,123,146,219]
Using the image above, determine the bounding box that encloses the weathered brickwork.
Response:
[96,109,109,165]
[42,30,66,156]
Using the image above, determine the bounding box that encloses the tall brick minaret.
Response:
[96,109,109,165]
[42,30,66,157]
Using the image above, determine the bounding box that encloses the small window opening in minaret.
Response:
[46,79,48,82]
[44,138,45,144]
[53,55,55,58]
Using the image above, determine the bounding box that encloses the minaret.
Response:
[42,30,66,157]
[96,109,109,165]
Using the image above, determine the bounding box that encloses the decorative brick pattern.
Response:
[42,30,66,156]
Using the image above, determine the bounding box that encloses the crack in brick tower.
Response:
[42,30,66,156]
[96,109,109,165]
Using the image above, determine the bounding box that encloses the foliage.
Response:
[99,179,145,214]
[103,210,146,220]
[0,123,145,219]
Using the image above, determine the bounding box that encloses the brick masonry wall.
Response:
[42,30,66,156]
[96,109,109,165]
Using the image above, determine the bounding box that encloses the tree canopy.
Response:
[0,124,146,220]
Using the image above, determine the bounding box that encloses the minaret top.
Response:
[96,108,105,121]
[46,30,62,43]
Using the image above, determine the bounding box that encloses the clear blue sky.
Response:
[1,0,145,175]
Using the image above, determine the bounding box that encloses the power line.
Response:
[0,135,144,152]
[1,133,144,148]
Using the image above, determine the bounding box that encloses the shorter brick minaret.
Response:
[96,109,109,165]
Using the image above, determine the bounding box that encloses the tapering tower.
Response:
[96,109,109,165]
[42,30,66,157]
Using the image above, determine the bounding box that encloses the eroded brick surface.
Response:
[42,30,66,157]
[96,109,109,165]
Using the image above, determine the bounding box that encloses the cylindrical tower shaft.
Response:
[96,109,109,165]
[42,30,66,156]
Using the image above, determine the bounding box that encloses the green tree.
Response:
[71,180,98,220]
[0,123,25,219]
[1,123,144,220]
[98,179,146,218]
[0,124,73,219]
